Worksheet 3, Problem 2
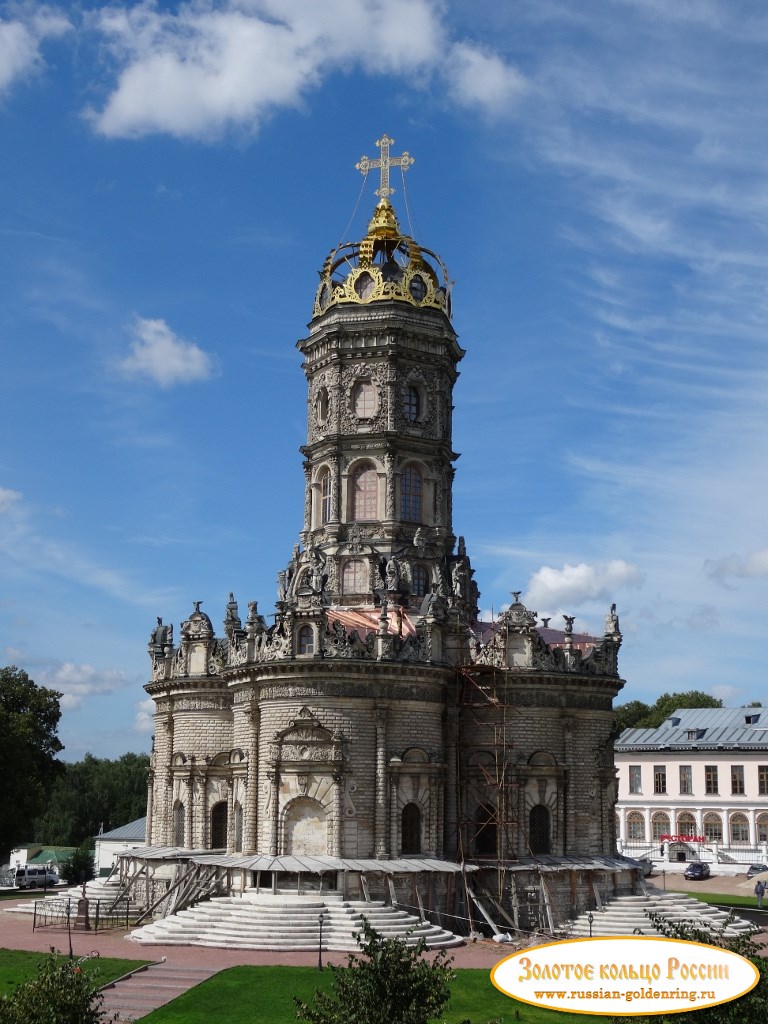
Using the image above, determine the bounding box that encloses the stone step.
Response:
[129,895,463,950]
[99,962,217,1023]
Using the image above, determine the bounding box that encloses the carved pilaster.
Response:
[384,452,395,520]
[375,708,389,857]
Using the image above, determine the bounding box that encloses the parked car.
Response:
[746,864,768,879]
[14,866,58,889]
[636,857,654,877]
[683,862,711,881]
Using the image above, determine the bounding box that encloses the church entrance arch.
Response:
[284,797,328,856]
[529,804,551,855]
[210,801,228,849]
[401,803,422,855]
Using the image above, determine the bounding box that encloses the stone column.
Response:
[185,776,193,848]
[390,776,399,857]
[244,704,260,854]
[226,781,234,853]
[375,708,389,857]
[269,771,280,856]
[145,772,155,846]
[330,455,340,522]
[332,773,343,856]
[200,770,209,848]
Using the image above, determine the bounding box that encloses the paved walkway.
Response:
[0,904,507,1021]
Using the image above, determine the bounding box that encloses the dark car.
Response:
[746,864,768,879]
[683,862,711,881]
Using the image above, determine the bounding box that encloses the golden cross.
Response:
[356,134,414,199]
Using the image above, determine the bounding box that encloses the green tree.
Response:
[615,690,722,733]
[0,667,63,860]
[294,920,456,1024]
[612,911,768,1024]
[0,950,115,1024]
[60,843,96,885]
[33,752,150,847]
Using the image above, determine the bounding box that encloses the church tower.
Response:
[143,137,629,930]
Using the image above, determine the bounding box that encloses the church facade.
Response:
[143,138,628,922]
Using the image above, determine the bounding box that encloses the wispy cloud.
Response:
[86,0,524,139]
[117,317,216,388]
[36,661,129,711]
[0,486,173,606]
[134,697,154,733]
[705,549,768,585]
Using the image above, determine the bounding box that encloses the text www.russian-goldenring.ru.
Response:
[533,988,717,1004]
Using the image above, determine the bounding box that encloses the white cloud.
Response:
[87,1,522,138]
[445,42,527,114]
[118,317,215,388]
[525,559,645,610]
[37,662,128,711]
[134,697,155,733]
[0,487,22,514]
[0,8,69,94]
[705,549,768,584]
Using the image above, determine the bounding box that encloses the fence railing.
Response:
[32,897,136,932]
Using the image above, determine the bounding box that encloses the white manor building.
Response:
[616,707,768,865]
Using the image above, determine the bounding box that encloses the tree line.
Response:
[0,666,148,861]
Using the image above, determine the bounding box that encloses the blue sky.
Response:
[2,0,767,761]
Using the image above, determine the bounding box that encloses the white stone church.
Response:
[136,137,633,936]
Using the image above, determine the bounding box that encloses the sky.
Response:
[1,0,767,761]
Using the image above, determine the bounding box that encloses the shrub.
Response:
[0,950,115,1024]
[294,919,456,1024]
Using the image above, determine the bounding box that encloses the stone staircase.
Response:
[128,890,463,950]
[7,876,142,922]
[99,961,217,1023]
[568,888,755,939]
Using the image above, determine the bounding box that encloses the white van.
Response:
[14,866,58,889]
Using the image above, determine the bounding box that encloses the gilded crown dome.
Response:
[313,135,451,320]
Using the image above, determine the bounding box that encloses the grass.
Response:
[678,891,761,909]
[0,947,150,994]
[139,965,612,1024]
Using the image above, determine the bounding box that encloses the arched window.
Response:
[730,813,749,844]
[210,801,228,849]
[298,625,315,655]
[757,813,768,844]
[401,803,421,855]
[475,804,498,858]
[173,801,185,847]
[315,387,328,424]
[351,464,378,521]
[352,381,376,418]
[320,470,332,525]
[403,386,420,423]
[412,564,428,598]
[627,812,645,841]
[343,559,368,594]
[401,465,422,522]
[652,813,670,840]
[703,812,722,843]
[677,812,696,837]
[234,803,243,852]
[529,805,550,855]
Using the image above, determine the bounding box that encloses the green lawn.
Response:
[678,891,761,909]
[139,965,612,1024]
[0,947,149,994]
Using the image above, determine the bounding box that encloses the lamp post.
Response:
[318,911,328,971]
[587,912,594,938]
